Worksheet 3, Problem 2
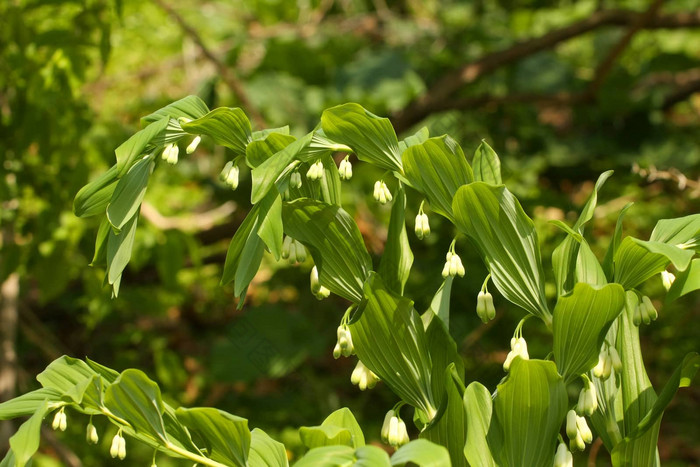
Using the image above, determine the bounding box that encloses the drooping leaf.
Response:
[251,132,313,203]
[9,400,49,467]
[249,428,289,467]
[90,217,110,266]
[402,136,472,220]
[493,358,567,467]
[390,439,451,467]
[140,95,210,126]
[614,237,694,289]
[378,185,413,295]
[426,277,453,329]
[423,312,464,409]
[181,107,252,156]
[552,282,626,381]
[257,193,284,261]
[115,117,168,177]
[649,213,700,246]
[176,407,251,467]
[106,155,154,231]
[348,273,436,417]
[602,202,634,280]
[104,369,168,443]
[221,203,261,287]
[420,365,467,467]
[282,200,372,302]
[106,212,139,292]
[453,183,550,323]
[0,388,62,420]
[299,408,365,450]
[73,164,118,217]
[463,382,498,467]
[36,356,98,393]
[321,103,402,172]
[472,140,501,185]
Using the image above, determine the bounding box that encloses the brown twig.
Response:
[151,0,266,128]
[588,436,604,466]
[391,8,700,131]
[140,201,237,232]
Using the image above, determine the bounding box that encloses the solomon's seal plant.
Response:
[1,97,699,466]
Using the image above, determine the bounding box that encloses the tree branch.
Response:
[151,0,266,128]
[391,7,700,131]
[140,201,237,233]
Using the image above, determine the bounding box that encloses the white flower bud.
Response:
[554,443,573,467]
[566,409,578,439]
[387,415,409,447]
[310,266,330,299]
[570,431,585,452]
[333,343,342,359]
[86,422,99,444]
[476,291,489,323]
[373,181,392,204]
[186,135,201,154]
[577,380,598,416]
[351,360,378,390]
[295,240,307,263]
[381,410,394,443]
[52,409,62,430]
[307,161,324,181]
[162,143,178,165]
[118,435,126,460]
[290,171,303,189]
[633,303,643,326]
[593,351,611,380]
[219,161,239,190]
[609,347,622,373]
[339,157,353,180]
[503,338,528,372]
[661,270,675,291]
[110,433,121,458]
[336,325,354,357]
[641,296,657,321]
[576,415,592,444]
[281,235,293,260]
[383,183,393,203]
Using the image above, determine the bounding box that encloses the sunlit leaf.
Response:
[246,133,296,168]
[251,132,313,203]
[106,212,139,293]
[115,117,168,177]
[390,439,451,467]
[0,388,62,420]
[299,408,365,449]
[667,258,700,301]
[249,428,289,467]
[463,382,498,467]
[181,107,252,156]
[73,165,118,218]
[176,407,251,467]
[9,400,49,467]
[106,155,153,231]
[378,185,413,295]
[140,95,210,126]
[614,237,693,289]
[472,140,501,185]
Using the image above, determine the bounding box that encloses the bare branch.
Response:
[140,201,237,232]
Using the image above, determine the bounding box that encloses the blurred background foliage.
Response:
[1,0,699,465]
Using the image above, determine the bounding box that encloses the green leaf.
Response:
[181,107,252,156]
[321,103,402,172]
[282,200,372,302]
[104,369,167,443]
[140,95,210,126]
[552,282,626,381]
[90,217,111,266]
[576,170,614,229]
[421,365,467,467]
[73,165,118,218]
[249,428,289,467]
[221,203,261,286]
[106,212,139,291]
[349,273,436,417]
[252,126,290,141]
[318,152,342,206]
[176,407,251,467]
[453,183,550,323]
[390,439,451,467]
[398,126,429,153]
[576,239,607,287]
[402,136,472,220]
[667,258,700,301]
[354,446,392,467]
[257,193,284,261]
[0,388,62,420]
[246,133,296,169]
[602,202,634,280]
[426,277,453,329]
[9,400,49,467]
[614,237,694,289]
[299,408,365,450]
[294,446,354,466]
[649,213,700,245]
[378,185,413,295]
[463,382,498,467]
[493,358,567,467]
[423,312,464,408]
[251,132,313,203]
[85,357,120,382]
[115,117,168,177]
[472,140,501,185]
[36,356,98,392]
[106,156,154,231]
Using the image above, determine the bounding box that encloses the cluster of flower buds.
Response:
[554,442,573,467]
[373,180,393,204]
[290,170,303,189]
[306,160,324,181]
[503,336,529,371]
[633,295,658,326]
[381,410,410,447]
[281,236,307,264]
[86,421,99,444]
[339,156,353,180]
[350,360,379,390]
[219,161,239,190]
[661,270,675,291]
[414,204,430,240]
[186,136,201,154]
[577,377,598,416]
[476,290,496,323]
[333,324,354,358]
[442,250,465,278]
[52,408,67,431]
[566,409,592,451]
[161,143,179,165]
[110,430,127,460]
[310,266,330,300]
[593,344,622,380]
